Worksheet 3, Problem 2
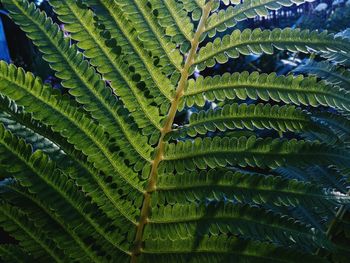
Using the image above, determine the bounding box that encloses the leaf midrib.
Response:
[130,2,214,262]
[163,143,347,161]
[186,113,309,128]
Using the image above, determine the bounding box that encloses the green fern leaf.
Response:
[0,62,145,190]
[295,60,350,90]
[148,0,194,51]
[162,136,350,173]
[205,0,316,37]
[170,103,316,138]
[2,0,160,153]
[180,0,205,20]
[0,204,70,262]
[181,72,350,111]
[195,28,350,71]
[140,236,328,263]
[0,244,32,263]
[1,180,105,262]
[105,0,183,81]
[0,125,132,257]
[155,168,350,207]
[0,95,61,158]
[50,0,174,122]
[0,1,349,262]
[147,202,330,249]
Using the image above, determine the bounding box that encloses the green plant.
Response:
[0,0,350,262]
[300,2,350,33]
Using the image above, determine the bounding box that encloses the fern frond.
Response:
[148,0,194,51]
[0,63,150,246]
[283,205,328,232]
[0,95,125,216]
[313,112,350,143]
[0,129,132,261]
[147,203,329,249]
[74,0,175,102]
[0,244,32,263]
[141,236,327,263]
[106,0,183,80]
[181,72,350,111]
[82,0,177,104]
[275,166,349,193]
[0,61,147,190]
[1,180,105,262]
[2,0,157,156]
[0,95,61,158]
[0,204,68,262]
[0,95,99,172]
[195,28,350,71]
[156,168,350,207]
[0,94,76,157]
[171,103,315,138]
[161,136,350,173]
[180,0,205,21]
[1,1,349,261]
[49,0,171,139]
[322,29,350,66]
[0,125,133,256]
[295,60,350,90]
[1,0,114,123]
[205,0,315,37]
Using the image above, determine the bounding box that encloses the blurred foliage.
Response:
[301,1,350,32]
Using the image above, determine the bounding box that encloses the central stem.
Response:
[130,2,213,262]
